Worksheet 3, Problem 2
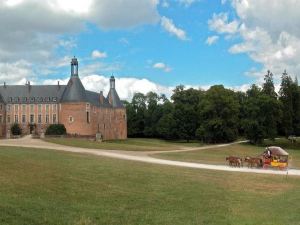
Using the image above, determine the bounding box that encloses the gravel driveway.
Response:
[0,135,299,176]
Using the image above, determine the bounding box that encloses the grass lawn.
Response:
[1,146,300,225]
[155,142,300,169]
[44,137,204,151]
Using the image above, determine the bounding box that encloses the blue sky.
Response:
[60,0,256,87]
[0,0,299,99]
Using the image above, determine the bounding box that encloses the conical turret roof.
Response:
[61,76,87,102]
[107,76,123,108]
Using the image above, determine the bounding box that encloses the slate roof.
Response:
[0,85,66,104]
[107,88,124,108]
[61,76,87,103]
[86,90,112,108]
[0,81,124,108]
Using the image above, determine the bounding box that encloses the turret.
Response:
[61,57,86,102]
[107,76,123,108]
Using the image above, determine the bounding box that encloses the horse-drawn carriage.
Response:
[226,146,289,170]
[262,146,289,170]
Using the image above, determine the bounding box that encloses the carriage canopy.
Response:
[266,146,289,156]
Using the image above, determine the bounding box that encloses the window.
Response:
[14,115,18,123]
[46,104,49,113]
[0,115,2,123]
[38,104,42,113]
[15,104,18,112]
[46,114,49,124]
[53,104,57,112]
[22,115,26,123]
[30,104,34,113]
[22,104,26,112]
[38,114,42,124]
[53,114,57,124]
[7,115,10,123]
[7,104,11,112]
[87,111,90,123]
[30,114,34,123]
[0,104,2,110]
[86,103,90,111]
[69,116,74,123]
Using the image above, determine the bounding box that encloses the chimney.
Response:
[99,91,104,104]
[3,82,6,88]
[110,76,115,89]
[57,81,60,89]
[28,81,31,92]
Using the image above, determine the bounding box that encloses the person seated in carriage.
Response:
[264,147,272,159]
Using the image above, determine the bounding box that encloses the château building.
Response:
[0,57,127,140]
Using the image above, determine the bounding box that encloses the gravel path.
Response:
[0,136,299,176]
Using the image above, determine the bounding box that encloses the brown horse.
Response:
[226,156,243,167]
[244,156,262,168]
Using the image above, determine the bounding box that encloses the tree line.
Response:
[124,71,300,144]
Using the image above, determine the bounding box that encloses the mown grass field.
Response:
[155,139,300,169]
[1,146,300,225]
[44,138,204,151]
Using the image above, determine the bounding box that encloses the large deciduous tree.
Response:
[197,85,239,143]
[172,85,202,142]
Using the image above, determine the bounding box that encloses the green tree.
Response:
[242,85,265,144]
[45,124,66,135]
[243,84,281,143]
[262,70,277,98]
[125,93,146,137]
[291,78,300,135]
[197,85,239,143]
[144,92,163,137]
[156,100,176,139]
[279,70,294,136]
[172,86,202,142]
[11,123,22,135]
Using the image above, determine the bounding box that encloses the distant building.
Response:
[0,57,127,140]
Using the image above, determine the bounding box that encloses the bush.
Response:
[46,124,67,135]
[11,123,22,135]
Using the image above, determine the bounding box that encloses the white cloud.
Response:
[43,72,256,101]
[118,38,129,46]
[178,0,197,7]
[0,0,162,85]
[161,16,188,41]
[59,38,77,50]
[88,0,160,29]
[0,60,34,83]
[208,13,239,34]
[206,35,219,45]
[91,50,107,59]
[43,74,174,101]
[161,0,169,8]
[209,0,300,82]
[153,62,172,72]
